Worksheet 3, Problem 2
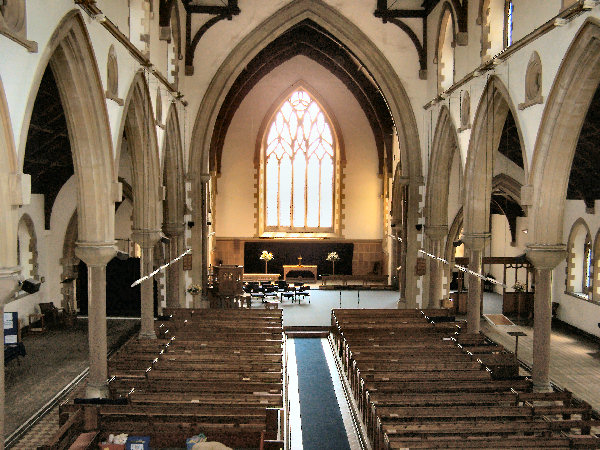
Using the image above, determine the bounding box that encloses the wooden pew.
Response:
[331,309,600,450]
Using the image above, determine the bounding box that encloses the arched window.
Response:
[584,236,592,294]
[17,214,38,283]
[504,0,514,47]
[566,218,591,297]
[437,6,455,93]
[260,88,339,234]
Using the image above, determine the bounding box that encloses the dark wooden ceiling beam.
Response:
[373,2,430,79]
[182,0,240,75]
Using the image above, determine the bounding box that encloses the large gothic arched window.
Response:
[261,89,339,234]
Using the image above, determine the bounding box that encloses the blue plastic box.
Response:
[125,436,150,450]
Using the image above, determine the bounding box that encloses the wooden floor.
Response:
[483,318,600,412]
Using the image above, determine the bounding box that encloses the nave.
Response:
[6,288,600,449]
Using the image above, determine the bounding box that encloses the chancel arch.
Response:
[189,0,423,305]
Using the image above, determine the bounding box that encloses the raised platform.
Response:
[242,273,280,282]
[321,274,388,286]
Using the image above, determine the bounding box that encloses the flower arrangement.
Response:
[187,284,201,295]
[260,251,274,261]
[326,252,340,262]
[327,251,340,275]
[260,250,274,273]
[513,281,526,292]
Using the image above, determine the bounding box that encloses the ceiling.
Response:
[497,110,523,169]
[23,66,73,229]
[568,83,600,209]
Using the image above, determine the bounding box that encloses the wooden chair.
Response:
[295,286,310,304]
[39,302,61,328]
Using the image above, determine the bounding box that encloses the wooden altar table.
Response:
[283,265,318,282]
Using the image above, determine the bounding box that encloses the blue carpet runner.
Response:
[294,338,351,450]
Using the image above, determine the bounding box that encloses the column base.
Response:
[85,381,109,399]
[139,330,157,340]
[533,381,552,393]
[397,299,407,309]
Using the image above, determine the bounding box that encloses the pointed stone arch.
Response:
[528,19,600,246]
[0,74,19,270]
[19,11,115,245]
[425,106,460,230]
[188,0,423,305]
[162,103,186,307]
[435,3,456,93]
[463,76,527,238]
[117,70,162,234]
[189,0,421,181]
[163,104,185,229]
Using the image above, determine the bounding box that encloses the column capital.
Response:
[162,223,185,238]
[462,232,490,251]
[425,225,448,241]
[199,173,211,183]
[131,229,162,248]
[0,266,21,305]
[75,241,117,267]
[526,244,567,270]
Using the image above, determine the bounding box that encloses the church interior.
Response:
[2,0,600,448]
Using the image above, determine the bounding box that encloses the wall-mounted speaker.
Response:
[21,278,41,294]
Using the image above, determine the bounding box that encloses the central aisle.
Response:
[294,338,351,450]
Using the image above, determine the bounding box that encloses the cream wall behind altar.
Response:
[215,55,382,241]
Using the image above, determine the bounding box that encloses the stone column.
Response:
[0,267,20,449]
[526,244,566,392]
[462,233,489,334]
[163,224,185,308]
[200,175,209,300]
[131,230,161,339]
[75,242,117,398]
[426,226,448,309]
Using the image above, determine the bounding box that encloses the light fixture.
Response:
[522,229,528,234]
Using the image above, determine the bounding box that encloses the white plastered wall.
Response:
[216,55,381,240]
[555,200,600,338]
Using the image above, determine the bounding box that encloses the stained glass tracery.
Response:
[265,90,335,230]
